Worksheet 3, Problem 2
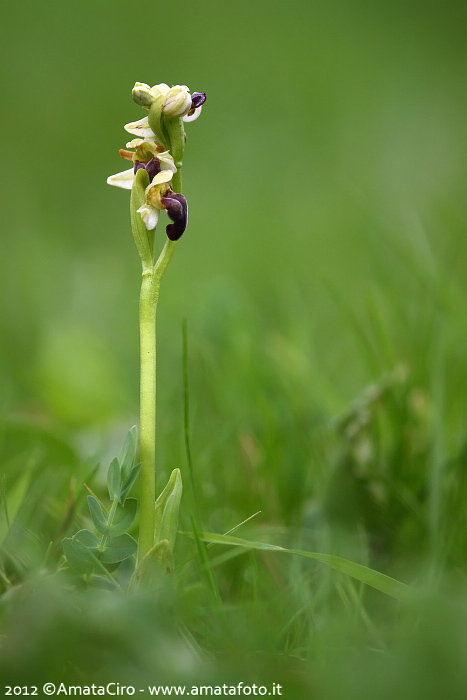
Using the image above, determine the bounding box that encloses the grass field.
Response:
[1,0,467,697]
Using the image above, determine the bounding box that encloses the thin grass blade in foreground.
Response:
[190,532,416,602]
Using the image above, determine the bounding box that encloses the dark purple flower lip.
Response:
[160,192,188,241]
[144,157,162,180]
[134,157,161,179]
[191,92,206,109]
[133,161,146,173]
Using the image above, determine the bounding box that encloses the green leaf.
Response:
[62,538,88,574]
[129,539,174,590]
[107,457,121,502]
[74,528,100,549]
[118,426,138,482]
[154,469,183,549]
[190,532,416,603]
[100,533,137,564]
[62,529,100,575]
[62,530,122,587]
[87,495,108,535]
[107,498,138,538]
[120,462,141,504]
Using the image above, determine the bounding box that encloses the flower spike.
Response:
[108,80,206,237]
[105,79,208,569]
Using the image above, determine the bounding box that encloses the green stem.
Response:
[137,242,177,562]
[138,269,158,560]
[165,118,185,191]
[172,169,183,196]
[133,117,185,564]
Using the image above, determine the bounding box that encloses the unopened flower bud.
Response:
[151,83,170,98]
[163,85,192,118]
[132,82,156,108]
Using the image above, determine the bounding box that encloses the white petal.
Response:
[125,136,158,149]
[125,138,144,148]
[124,116,155,138]
[137,204,159,230]
[151,170,173,186]
[160,160,177,174]
[107,168,135,190]
[157,150,177,174]
[183,106,202,122]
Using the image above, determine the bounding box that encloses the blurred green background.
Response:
[1,0,467,695]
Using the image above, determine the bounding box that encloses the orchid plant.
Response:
[62,82,206,587]
[62,83,206,586]
[108,82,206,571]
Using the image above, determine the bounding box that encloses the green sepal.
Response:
[148,94,170,151]
[129,539,174,590]
[120,462,141,505]
[130,169,153,268]
[100,533,137,564]
[154,468,183,550]
[107,458,121,502]
[118,425,138,482]
[62,529,100,574]
[87,495,108,535]
[107,498,138,538]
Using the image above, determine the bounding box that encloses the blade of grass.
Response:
[177,511,262,570]
[189,532,416,602]
[206,511,261,549]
